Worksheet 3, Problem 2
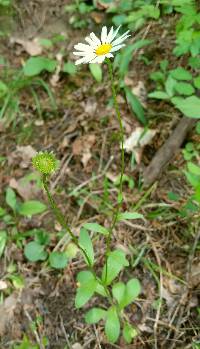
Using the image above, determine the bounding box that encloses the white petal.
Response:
[90,32,101,46]
[105,53,114,58]
[74,43,94,53]
[75,54,96,65]
[110,26,121,42]
[106,27,114,43]
[101,26,107,44]
[110,44,125,52]
[73,51,88,56]
[111,34,130,46]
[85,36,98,48]
[90,55,106,64]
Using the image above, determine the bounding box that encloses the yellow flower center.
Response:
[95,43,112,56]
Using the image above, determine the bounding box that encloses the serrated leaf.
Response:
[123,322,138,344]
[75,278,97,308]
[23,57,57,76]
[83,223,109,236]
[105,306,120,343]
[148,91,169,99]
[170,67,192,81]
[125,86,147,125]
[0,231,7,258]
[120,278,141,308]
[89,63,102,82]
[79,228,94,265]
[85,308,107,324]
[24,241,47,262]
[117,211,144,221]
[18,200,47,217]
[6,187,17,211]
[172,96,200,118]
[112,282,125,304]
[49,251,68,269]
[102,250,129,285]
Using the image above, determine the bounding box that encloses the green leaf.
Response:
[89,63,102,82]
[120,278,141,308]
[23,57,57,76]
[117,211,144,221]
[9,275,24,289]
[0,231,7,258]
[174,82,195,96]
[83,223,109,236]
[170,67,192,81]
[124,86,147,125]
[24,241,47,262]
[62,61,77,75]
[79,228,94,265]
[118,40,152,78]
[102,250,129,285]
[123,322,138,344]
[18,200,47,216]
[85,308,107,324]
[112,282,125,304]
[148,91,169,99]
[38,38,53,48]
[75,278,97,308]
[6,187,17,211]
[172,96,200,118]
[165,76,176,97]
[0,80,8,98]
[185,171,200,188]
[194,76,200,89]
[49,251,68,269]
[187,162,200,176]
[77,270,94,283]
[105,306,120,343]
[95,282,107,297]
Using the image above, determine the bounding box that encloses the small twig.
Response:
[59,314,72,349]
[24,310,44,349]
[93,325,102,349]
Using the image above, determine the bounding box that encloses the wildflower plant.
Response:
[32,26,143,344]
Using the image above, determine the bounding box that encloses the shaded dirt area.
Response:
[0,1,200,349]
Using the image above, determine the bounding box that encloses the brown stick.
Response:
[143,117,196,186]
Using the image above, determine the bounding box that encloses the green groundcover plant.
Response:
[31,26,143,344]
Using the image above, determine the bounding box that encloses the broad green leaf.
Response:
[85,307,107,324]
[148,91,169,99]
[125,86,147,125]
[96,282,107,297]
[75,278,97,308]
[62,61,77,75]
[123,322,138,344]
[165,76,176,97]
[172,96,200,118]
[77,270,94,283]
[83,223,109,236]
[24,241,47,262]
[9,275,24,289]
[89,63,102,82]
[23,57,57,76]
[187,162,200,176]
[49,252,68,269]
[194,76,200,89]
[117,211,144,221]
[112,282,125,304]
[0,231,7,257]
[79,228,94,265]
[184,171,200,188]
[65,242,79,259]
[18,200,46,216]
[105,306,120,343]
[120,278,141,308]
[102,250,129,285]
[38,38,53,48]
[170,67,192,81]
[6,187,17,211]
[174,82,195,96]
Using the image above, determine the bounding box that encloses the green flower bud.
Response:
[32,152,59,175]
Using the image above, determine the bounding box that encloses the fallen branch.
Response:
[143,117,196,186]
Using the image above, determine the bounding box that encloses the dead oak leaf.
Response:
[72,134,96,167]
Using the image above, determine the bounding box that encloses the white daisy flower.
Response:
[73,26,130,65]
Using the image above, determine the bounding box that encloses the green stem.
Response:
[104,58,125,282]
[42,175,112,302]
